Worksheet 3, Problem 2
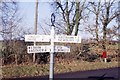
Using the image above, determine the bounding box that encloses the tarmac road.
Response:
[2,67,120,80]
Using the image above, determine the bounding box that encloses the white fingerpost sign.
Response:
[25,26,81,80]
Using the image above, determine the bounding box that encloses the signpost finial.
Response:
[51,13,55,26]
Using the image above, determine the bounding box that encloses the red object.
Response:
[102,51,107,58]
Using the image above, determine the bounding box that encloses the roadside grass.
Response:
[1,60,118,78]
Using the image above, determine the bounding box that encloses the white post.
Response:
[104,58,107,63]
[49,26,55,80]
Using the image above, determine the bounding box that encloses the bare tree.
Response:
[86,0,119,47]
[1,1,22,40]
[87,1,101,44]
[52,0,87,36]
[100,0,120,51]
[0,1,26,65]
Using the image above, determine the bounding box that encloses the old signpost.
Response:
[25,13,81,80]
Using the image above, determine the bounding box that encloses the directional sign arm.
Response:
[54,35,81,43]
[27,46,51,53]
[25,35,50,42]
[27,45,70,53]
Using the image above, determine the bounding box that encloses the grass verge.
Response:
[1,60,118,78]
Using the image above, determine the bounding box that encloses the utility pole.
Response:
[33,0,38,63]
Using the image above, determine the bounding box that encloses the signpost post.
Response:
[25,13,81,80]
[49,26,55,79]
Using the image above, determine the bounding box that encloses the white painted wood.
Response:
[25,35,81,43]
[27,46,50,53]
[55,45,70,52]
[54,35,81,43]
[49,26,55,79]
[27,45,70,53]
[25,35,50,42]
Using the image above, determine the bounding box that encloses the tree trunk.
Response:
[102,3,109,52]
[66,0,71,35]
[15,54,18,65]
[74,2,80,36]
[95,13,99,44]
[103,25,107,51]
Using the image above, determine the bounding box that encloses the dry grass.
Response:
[1,59,118,78]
